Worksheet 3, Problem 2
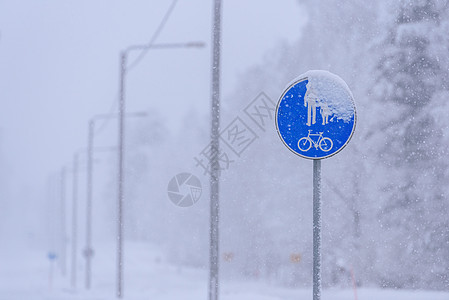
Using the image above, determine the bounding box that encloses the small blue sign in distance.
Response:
[276,70,356,160]
[48,252,57,260]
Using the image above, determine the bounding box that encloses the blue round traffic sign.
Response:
[47,252,57,260]
[276,70,356,159]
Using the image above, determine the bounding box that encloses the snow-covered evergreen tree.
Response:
[374,0,449,289]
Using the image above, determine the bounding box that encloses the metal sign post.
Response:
[48,252,57,290]
[313,159,321,300]
[276,70,356,300]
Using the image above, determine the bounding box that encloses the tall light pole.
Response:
[46,173,60,290]
[70,149,91,289]
[117,51,126,299]
[85,112,146,290]
[85,119,94,290]
[209,1,222,299]
[60,167,67,277]
[71,152,80,290]
[116,41,204,298]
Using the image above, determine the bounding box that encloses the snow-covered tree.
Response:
[373,0,449,289]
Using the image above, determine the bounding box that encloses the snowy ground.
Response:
[1,241,448,300]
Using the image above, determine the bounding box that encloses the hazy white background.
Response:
[0,0,303,243]
[1,1,449,299]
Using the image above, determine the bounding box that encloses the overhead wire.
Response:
[93,94,118,135]
[126,0,179,71]
[93,0,179,135]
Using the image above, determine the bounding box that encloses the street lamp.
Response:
[71,150,82,290]
[209,1,222,300]
[85,112,147,290]
[58,162,81,287]
[60,166,67,277]
[117,41,204,298]
[71,146,117,290]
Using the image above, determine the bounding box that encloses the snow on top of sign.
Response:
[292,70,355,123]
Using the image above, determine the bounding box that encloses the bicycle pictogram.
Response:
[298,130,333,152]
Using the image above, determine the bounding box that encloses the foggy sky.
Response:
[0,0,303,240]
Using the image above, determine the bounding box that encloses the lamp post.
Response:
[209,1,222,300]
[60,166,67,277]
[85,112,146,290]
[85,119,94,290]
[70,144,125,290]
[71,151,81,290]
[116,41,204,298]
